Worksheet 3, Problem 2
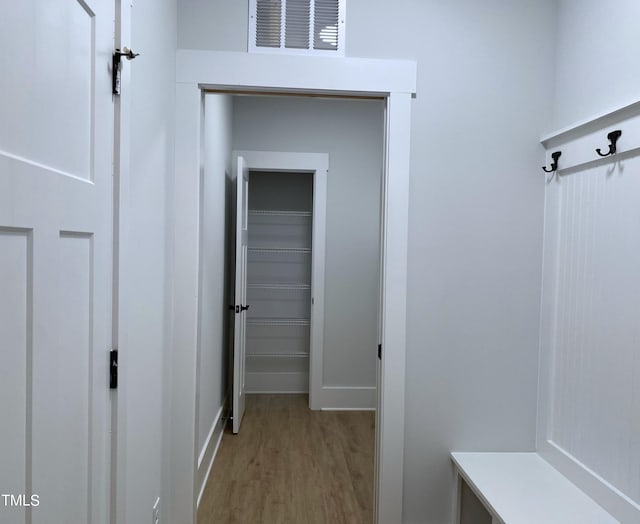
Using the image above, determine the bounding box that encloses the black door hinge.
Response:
[378,344,382,360]
[110,349,118,389]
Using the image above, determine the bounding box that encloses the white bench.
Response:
[451,452,619,524]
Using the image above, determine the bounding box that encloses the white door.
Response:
[0,2,114,524]
[232,156,250,434]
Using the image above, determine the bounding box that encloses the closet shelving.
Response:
[246,206,313,392]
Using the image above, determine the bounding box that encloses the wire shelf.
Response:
[249,209,312,217]
[246,353,309,358]
[247,318,310,326]
[247,282,311,290]
[248,247,311,254]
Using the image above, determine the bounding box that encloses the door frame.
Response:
[172,50,416,524]
[234,150,328,409]
[112,2,131,523]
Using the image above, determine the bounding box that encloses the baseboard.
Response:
[243,382,377,409]
[196,400,228,508]
[318,386,376,410]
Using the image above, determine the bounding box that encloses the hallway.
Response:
[198,395,374,523]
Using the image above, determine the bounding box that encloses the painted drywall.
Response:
[233,96,384,391]
[178,0,248,51]
[124,0,176,523]
[552,0,640,129]
[178,1,555,522]
[350,3,554,522]
[196,94,233,487]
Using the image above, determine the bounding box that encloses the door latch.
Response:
[109,349,118,389]
[112,47,140,95]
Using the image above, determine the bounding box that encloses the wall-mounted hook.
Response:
[542,151,561,173]
[596,130,622,157]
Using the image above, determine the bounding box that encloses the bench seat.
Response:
[451,452,618,524]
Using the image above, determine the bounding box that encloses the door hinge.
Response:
[110,349,118,389]
[378,344,382,360]
[112,47,139,95]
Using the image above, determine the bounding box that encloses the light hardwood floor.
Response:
[198,394,374,524]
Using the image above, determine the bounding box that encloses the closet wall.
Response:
[194,94,233,503]
[246,171,313,393]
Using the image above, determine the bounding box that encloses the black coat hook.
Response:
[542,151,561,173]
[596,130,622,157]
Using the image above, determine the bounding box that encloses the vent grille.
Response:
[314,0,339,50]
[251,0,344,56]
[285,0,311,49]
[256,0,282,48]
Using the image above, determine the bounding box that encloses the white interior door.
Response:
[232,156,250,434]
[0,2,114,523]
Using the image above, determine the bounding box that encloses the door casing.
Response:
[171,50,416,524]
[233,150,328,410]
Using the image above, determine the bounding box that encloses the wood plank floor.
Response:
[198,394,375,524]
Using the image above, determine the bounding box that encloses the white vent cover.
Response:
[249,0,345,56]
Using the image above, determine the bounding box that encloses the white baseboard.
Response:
[244,381,376,410]
[196,400,228,508]
[318,386,376,410]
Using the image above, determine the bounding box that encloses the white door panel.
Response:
[232,156,249,434]
[0,230,29,524]
[0,1,95,179]
[0,1,114,523]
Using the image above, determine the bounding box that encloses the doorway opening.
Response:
[199,93,384,522]
[172,49,414,524]
[245,170,315,397]
[230,148,331,429]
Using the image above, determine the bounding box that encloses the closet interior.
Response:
[245,171,314,393]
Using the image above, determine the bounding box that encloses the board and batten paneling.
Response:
[539,102,640,520]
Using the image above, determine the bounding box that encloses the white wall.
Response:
[552,0,640,129]
[233,96,384,393]
[349,3,555,523]
[123,0,176,522]
[178,0,248,52]
[195,94,233,499]
[178,1,556,522]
